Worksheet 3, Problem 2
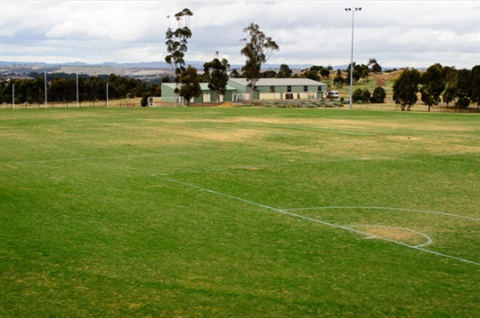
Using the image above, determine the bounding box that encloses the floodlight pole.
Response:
[12,82,15,109]
[44,71,48,108]
[106,82,109,108]
[76,73,79,108]
[345,7,361,110]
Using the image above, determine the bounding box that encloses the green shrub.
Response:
[456,97,470,108]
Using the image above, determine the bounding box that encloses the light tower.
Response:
[345,7,362,110]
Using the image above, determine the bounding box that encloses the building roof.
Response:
[162,83,236,91]
[229,78,327,87]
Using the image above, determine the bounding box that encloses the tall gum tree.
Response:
[240,23,279,100]
[420,63,445,112]
[203,53,230,104]
[178,65,201,106]
[393,68,421,111]
[165,8,193,103]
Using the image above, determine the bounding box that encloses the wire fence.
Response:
[0,99,141,110]
[348,103,480,113]
[1,99,478,113]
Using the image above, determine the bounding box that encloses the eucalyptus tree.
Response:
[305,69,320,81]
[455,69,472,108]
[333,69,345,88]
[347,63,369,82]
[471,65,480,107]
[368,58,382,73]
[420,63,445,112]
[240,23,279,99]
[319,67,330,79]
[371,86,386,103]
[393,68,420,111]
[262,70,277,78]
[442,66,458,106]
[165,8,193,96]
[352,88,371,103]
[178,65,202,106]
[230,69,241,78]
[203,54,230,103]
[277,64,292,78]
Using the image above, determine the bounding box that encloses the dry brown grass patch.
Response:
[353,225,429,246]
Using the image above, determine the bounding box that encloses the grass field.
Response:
[1,107,479,317]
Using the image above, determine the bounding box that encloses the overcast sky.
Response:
[1,0,479,69]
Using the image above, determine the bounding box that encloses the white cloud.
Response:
[1,0,479,68]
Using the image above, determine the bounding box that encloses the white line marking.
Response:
[154,176,480,266]
[350,224,433,248]
[155,176,368,236]
[284,206,480,222]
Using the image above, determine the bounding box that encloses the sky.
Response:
[1,0,479,69]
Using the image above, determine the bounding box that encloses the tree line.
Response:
[3,60,477,110]
[3,5,478,110]
[0,73,162,106]
[393,64,480,111]
[165,8,480,111]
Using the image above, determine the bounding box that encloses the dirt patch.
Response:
[236,166,263,171]
[373,75,385,87]
[198,128,261,143]
[148,117,402,132]
[139,115,479,155]
[368,227,418,241]
[352,225,429,246]
[144,126,262,144]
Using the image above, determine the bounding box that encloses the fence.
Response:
[348,103,480,113]
[1,99,478,113]
[0,98,141,110]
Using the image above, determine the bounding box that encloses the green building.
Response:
[228,78,328,101]
[160,78,327,104]
[160,83,237,104]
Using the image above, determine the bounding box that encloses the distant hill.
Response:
[0,61,170,69]
[1,60,339,71]
[1,60,406,81]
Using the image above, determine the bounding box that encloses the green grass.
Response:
[1,107,479,317]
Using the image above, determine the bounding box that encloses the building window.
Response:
[270,86,275,93]
[318,86,322,91]
[303,86,308,92]
[287,86,292,92]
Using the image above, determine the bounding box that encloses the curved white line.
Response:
[284,206,480,222]
[350,224,433,248]
[156,176,480,266]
